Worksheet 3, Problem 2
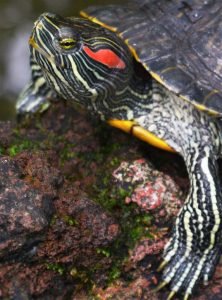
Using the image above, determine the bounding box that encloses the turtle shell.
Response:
[81,0,222,115]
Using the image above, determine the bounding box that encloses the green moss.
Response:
[70,267,87,280]
[46,262,65,275]
[59,143,77,163]
[117,187,131,198]
[96,247,111,258]
[90,167,154,287]
[50,214,58,226]
[108,265,121,282]
[0,147,4,155]
[70,266,93,287]
[8,139,37,156]
[50,214,78,226]
[109,157,120,166]
[63,215,79,226]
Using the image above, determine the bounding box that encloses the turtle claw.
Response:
[154,279,191,300]
[155,241,221,300]
[153,280,168,292]
[183,293,191,300]
[157,260,168,272]
[166,290,176,300]
[154,280,191,300]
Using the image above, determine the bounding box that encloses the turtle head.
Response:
[29,12,133,116]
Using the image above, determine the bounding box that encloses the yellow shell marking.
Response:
[80,11,117,32]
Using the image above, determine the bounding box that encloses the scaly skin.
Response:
[136,88,222,298]
[17,12,222,299]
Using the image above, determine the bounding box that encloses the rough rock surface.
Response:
[0,101,221,300]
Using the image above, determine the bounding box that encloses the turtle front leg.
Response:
[135,91,222,298]
[158,144,222,298]
[16,56,58,114]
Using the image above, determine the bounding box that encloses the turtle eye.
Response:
[59,38,76,50]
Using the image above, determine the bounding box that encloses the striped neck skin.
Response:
[29,12,154,121]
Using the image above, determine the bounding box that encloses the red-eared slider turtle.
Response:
[16,0,222,299]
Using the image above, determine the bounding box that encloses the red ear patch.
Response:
[83,46,126,69]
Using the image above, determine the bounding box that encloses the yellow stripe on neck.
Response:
[107,119,175,153]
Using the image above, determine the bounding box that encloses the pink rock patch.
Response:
[113,159,184,216]
[127,179,165,210]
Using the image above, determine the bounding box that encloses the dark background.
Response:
[0,0,126,120]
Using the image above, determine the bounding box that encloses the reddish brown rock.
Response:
[0,156,55,260]
[0,101,220,300]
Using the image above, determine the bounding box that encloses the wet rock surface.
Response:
[0,101,221,299]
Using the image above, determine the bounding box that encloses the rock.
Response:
[0,103,120,299]
[0,121,15,148]
[0,101,220,299]
[0,156,55,261]
[113,158,184,218]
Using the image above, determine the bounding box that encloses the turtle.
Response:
[16,0,222,299]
